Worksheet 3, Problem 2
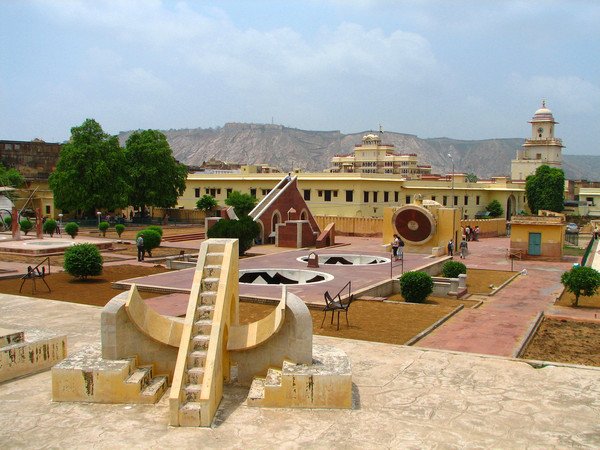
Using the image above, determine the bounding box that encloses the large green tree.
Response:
[0,163,24,201]
[0,163,25,188]
[49,119,129,215]
[561,266,600,307]
[124,130,187,212]
[225,191,257,217]
[525,165,565,214]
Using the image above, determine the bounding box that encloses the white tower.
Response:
[511,101,563,181]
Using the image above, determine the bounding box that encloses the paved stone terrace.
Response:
[2,293,600,448]
[120,236,433,306]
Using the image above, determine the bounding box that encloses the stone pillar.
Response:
[11,208,20,240]
[36,208,43,239]
[458,274,467,290]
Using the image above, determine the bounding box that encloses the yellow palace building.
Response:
[179,170,526,221]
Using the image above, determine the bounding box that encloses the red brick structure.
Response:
[0,139,61,181]
[249,176,320,248]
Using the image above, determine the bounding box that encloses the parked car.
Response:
[566,223,579,233]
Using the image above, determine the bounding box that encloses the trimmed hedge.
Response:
[441,260,467,278]
[98,221,109,236]
[64,222,79,239]
[136,229,162,257]
[115,223,125,237]
[146,225,163,236]
[19,219,33,235]
[43,219,58,236]
[63,243,103,279]
[400,271,433,304]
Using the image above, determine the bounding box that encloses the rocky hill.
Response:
[119,123,600,180]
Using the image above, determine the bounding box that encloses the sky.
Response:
[1,0,599,155]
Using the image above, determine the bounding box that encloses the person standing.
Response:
[459,238,468,259]
[392,234,400,261]
[398,235,405,260]
[447,239,454,256]
[474,226,480,241]
[137,233,145,262]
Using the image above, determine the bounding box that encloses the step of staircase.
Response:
[247,377,266,401]
[184,383,203,402]
[140,375,168,403]
[196,305,215,320]
[193,319,212,335]
[178,401,203,427]
[192,335,210,351]
[2,326,66,383]
[264,367,282,387]
[0,327,25,348]
[187,366,205,384]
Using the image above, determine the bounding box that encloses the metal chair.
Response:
[321,282,354,330]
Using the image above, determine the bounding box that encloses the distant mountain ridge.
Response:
[118,123,600,180]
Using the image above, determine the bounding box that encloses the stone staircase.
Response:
[162,232,205,242]
[246,344,352,409]
[170,239,237,427]
[0,325,66,383]
[52,346,168,404]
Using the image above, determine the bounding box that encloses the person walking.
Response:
[447,239,454,256]
[136,233,145,262]
[459,238,468,259]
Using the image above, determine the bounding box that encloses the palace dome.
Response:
[531,101,555,122]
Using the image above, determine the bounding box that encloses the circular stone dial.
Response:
[393,206,435,244]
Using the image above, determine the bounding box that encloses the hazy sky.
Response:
[2,1,599,155]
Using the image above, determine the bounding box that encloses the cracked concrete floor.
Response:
[1,293,600,449]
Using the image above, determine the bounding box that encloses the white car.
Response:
[566,223,579,233]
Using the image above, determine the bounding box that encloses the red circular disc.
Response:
[393,206,435,243]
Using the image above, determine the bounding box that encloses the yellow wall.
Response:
[460,218,507,237]
[383,205,460,255]
[181,173,525,220]
[510,222,564,258]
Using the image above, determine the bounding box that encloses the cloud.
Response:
[507,73,600,115]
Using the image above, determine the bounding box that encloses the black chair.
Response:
[321,286,354,331]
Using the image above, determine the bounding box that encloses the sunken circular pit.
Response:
[239,269,333,285]
[296,254,390,265]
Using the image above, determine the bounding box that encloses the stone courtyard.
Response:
[1,293,600,448]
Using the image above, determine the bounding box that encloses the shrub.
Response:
[196,194,218,213]
[98,221,109,237]
[115,223,125,238]
[43,219,58,236]
[441,260,467,278]
[146,225,163,237]
[136,229,161,257]
[19,218,33,235]
[64,222,79,239]
[486,199,504,218]
[400,271,433,303]
[63,243,103,279]
[3,216,11,228]
[206,216,260,255]
[561,266,600,307]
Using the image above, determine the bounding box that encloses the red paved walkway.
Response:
[416,237,578,357]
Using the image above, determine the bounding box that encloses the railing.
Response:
[565,232,579,246]
[581,235,596,267]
